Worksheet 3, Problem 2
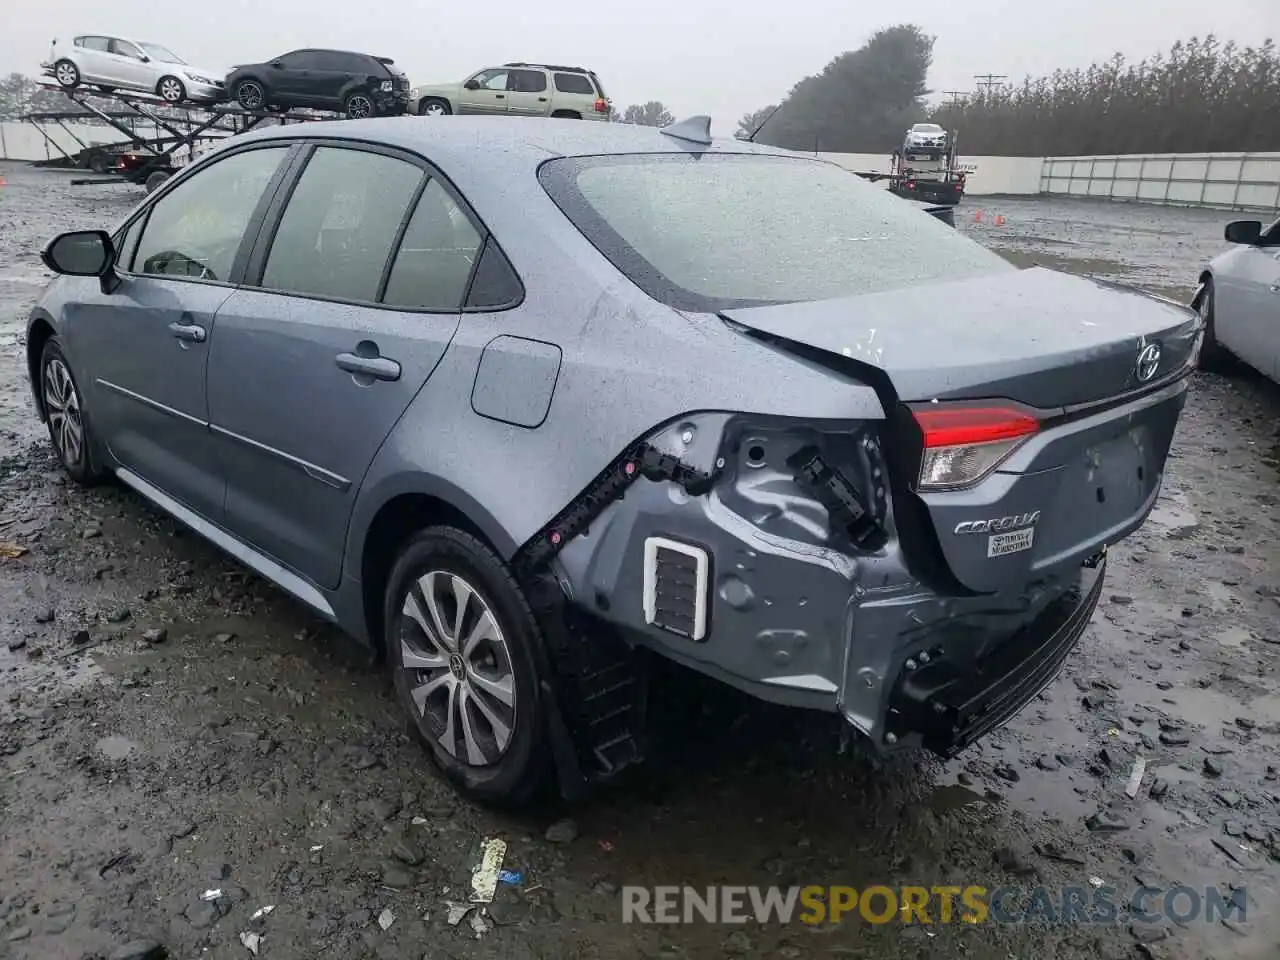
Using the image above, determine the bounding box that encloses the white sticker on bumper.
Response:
[988,526,1034,557]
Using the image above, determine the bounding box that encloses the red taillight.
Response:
[906,179,916,189]
[912,405,1040,490]
[594,97,609,113]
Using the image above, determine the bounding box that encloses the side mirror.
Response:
[139,54,150,62]
[271,60,284,69]
[463,78,480,90]
[1224,220,1263,245]
[41,230,114,277]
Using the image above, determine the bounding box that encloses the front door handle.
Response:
[494,94,505,99]
[538,97,548,102]
[336,352,401,382]
[167,321,206,343]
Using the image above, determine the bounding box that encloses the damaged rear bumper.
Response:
[874,553,1105,755]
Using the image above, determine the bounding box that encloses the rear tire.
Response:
[39,337,107,487]
[54,59,80,89]
[344,91,376,119]
[144,170,171,194]
[383,526,550,807]
[418,97,451,117]
[1195,277,1229,371]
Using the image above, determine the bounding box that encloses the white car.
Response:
[42,35,227,104]
[1196,216,1280,382]
[904,122,949,151]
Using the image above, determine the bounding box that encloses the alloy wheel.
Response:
[55,62,78,87]
[238,82,264,110]
[347,95,373,119]
[423,102,447,117]
[159,78,184,103]
[43,357,84,469]
[398,570,516,767]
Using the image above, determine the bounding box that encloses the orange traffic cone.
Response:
[995,214,1006,226]
[972,209,983,222]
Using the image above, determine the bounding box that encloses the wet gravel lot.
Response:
[2,161,1280,960]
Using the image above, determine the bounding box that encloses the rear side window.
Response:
[553,72,594,95]
[261,147,423,303]
[508,69,547,93]
[382,179,483,311]
[132,146,288,282]
[77,37,110,52]
[538,153,1011,312]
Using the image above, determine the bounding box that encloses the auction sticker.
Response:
[988,527,1034,557]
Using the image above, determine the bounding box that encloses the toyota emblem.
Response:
[1135,342,1162,382]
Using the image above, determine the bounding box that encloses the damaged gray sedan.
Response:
[28,115,1200,804]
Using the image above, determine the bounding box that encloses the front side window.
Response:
[109,39,144,60]
[382,179,483,310]
[470,69,508,91]
[539,153,1011,312]
[132,146,288,282]
[138,43,183,64]
[261,147,423,303]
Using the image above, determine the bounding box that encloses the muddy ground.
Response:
[2,162,1280,960]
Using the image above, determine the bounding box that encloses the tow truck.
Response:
[888,127,966,206]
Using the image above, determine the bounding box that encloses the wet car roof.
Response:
[229,115,799,166]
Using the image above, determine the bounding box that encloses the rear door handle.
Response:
[167,321,206,343]
[495,94,505,99]
[336,352,401,382]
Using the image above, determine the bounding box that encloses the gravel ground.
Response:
[2,161,1280,960]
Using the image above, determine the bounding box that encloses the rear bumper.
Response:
[880,553,1105,755]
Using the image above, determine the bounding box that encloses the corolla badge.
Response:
[1135,342,1162,382]
[954,511,1040,535]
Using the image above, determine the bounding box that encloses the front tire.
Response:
[40,337,106,486]
[418,97,451,117]
[344,91,376,119]
[157,75,186,104]
[235,79,266,111]
[1195,277,1228,371]
[54,59,80,89]
[384,527,549,806]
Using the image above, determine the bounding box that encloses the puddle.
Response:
[95,734,140,760]
[1215,626,1253,649]
[1147,492,1199,536]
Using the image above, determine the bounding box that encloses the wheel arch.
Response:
[349,474,519,654]
[550,109,581,119]
[25,312,58,421]
[419,95,454,114]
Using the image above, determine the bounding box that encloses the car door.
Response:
[1216,218,1280,377]
[308,51,354,103]
[504,68,550,116]
[74,36,113,84]
[106,38,153,91]
[70,144,294,523]
[457,69,510,115]
[270,51,318,104]
[207,142,482,589]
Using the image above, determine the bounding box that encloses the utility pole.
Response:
[973,74,1008,94]
[941,91,969,109]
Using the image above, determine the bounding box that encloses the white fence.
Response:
[1039,153,1280,211]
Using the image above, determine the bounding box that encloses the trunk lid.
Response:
[720,267,1198,408]
[721,268,1199,594]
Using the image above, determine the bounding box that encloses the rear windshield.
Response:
[538,153,1010,312]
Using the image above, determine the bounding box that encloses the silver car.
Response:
[29,116,1197,805]
[904,122,949,151]
[1195,216,1280,382]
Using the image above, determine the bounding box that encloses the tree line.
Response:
[931,36,1280,155]
[735,29,1279,156]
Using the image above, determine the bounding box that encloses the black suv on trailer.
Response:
[226,49,410,118]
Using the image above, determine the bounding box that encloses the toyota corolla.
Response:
[27,115,1200,804]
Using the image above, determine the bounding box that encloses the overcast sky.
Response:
[4,0,1277,127]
